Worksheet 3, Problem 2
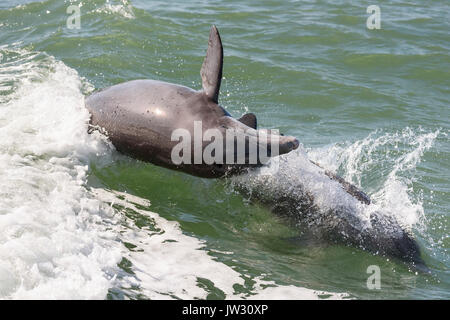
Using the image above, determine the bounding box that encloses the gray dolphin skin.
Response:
[86,26,425,270]
[86,26,299,178]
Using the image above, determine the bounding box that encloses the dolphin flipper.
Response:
[200,25,223,103]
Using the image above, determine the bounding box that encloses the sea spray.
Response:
[229,128,439,267]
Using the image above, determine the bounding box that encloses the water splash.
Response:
[308,127,440,229]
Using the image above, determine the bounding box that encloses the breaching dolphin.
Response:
[86,26,299,178]
[86,26,426,270]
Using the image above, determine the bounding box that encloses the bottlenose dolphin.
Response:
[86,26,425,270]
[86,26,299,178]
[230,158,426,270]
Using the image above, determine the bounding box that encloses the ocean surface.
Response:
[0,0,448,299]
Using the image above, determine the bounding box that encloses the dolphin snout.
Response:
[278,136,299,155]
[291,138,300,150]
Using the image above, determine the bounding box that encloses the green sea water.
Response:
[0,0,448,299]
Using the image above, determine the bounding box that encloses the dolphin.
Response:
[230,160,426,270]
[86,26,299,178]
[86,26,426,270]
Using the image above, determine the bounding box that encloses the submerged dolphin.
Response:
[231,160,426,270]
[86,26,425,269]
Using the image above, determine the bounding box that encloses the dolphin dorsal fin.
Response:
[200,25,223,103]
[238,113,257,129]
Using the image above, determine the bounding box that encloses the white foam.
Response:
[0,48,122,299]
[92,188,242,299]
[94,189,347,300]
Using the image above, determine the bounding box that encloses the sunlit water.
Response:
[0,0,448,299]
